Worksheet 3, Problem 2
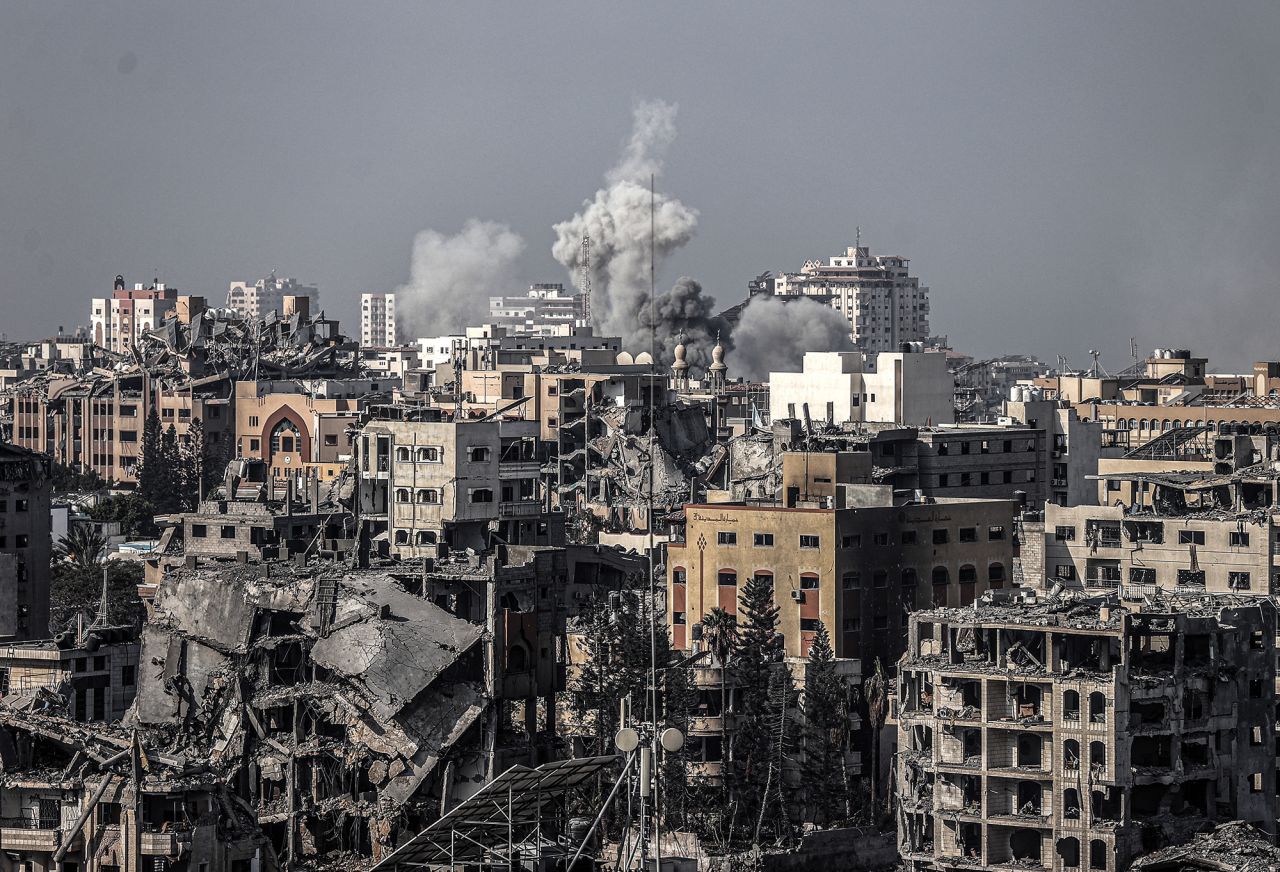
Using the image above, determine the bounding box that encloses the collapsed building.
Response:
[897,590,1278,872]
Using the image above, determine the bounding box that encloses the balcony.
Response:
[499,501,542,518]
[141,827,191,855]
[0,819,62,852]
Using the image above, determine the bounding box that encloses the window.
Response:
[932,566,950,586]
[800,574,819,590]
[1003,470,1014,484]
[873,532,890,546]
[872,570,887,588]
[672,611,686,625]
[753,533,774,547]
[988,525,1005,540]
[396,447,410,462]
[1129,567,1156,585]
[1178,530,1206,545]
[250,438,260,452]
[120,430,137,443]
[718,570,737,587]
[417,446,440,462]
[938,473,949,488]
[932,528,948,545]
[220,526,236,539]
[469,488,494,503]
[960,441,971,455]
[901,530,917,545]
[1229,571,1252,591]
[417,489,440,504]
[800,618,821,631]
[469,446,491,462]
[988,563,1005,583]
[394,529,408,544]
[799,534,820,549]
[1177,569,1206,586]
[396,488,410,503]
[718,531,737,545]
[191,524,207,538]
[842,572,860,590]
[1230,531,1250,547]
[15,534,28,547]
[958,527,977,543]
[841,534,861,548]
[1055,564,1077,581]
[249,415,260,427]
[324,434,338,446]
[1055,526,1076,542]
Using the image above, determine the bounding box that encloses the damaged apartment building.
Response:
[0,537,642,872]
[897,590,1278,872]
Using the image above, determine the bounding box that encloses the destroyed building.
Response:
[897,591,1278,872]
[0,442,51,642]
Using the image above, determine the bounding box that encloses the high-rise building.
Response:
[90,275,179,353]
[488,284,585,336]
[361,292,397,346]
[227,273,319,322]
[775,243,931,353]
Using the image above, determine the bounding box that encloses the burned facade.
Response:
[897,591,1278,872]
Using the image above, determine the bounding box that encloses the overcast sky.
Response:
[3,2,1279,371]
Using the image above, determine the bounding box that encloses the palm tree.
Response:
[864,657,889,818]
[702,609,738,742]
[54,524,108,571]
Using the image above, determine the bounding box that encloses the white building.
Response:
[774,243,930,353]
[227,274,319,322]
[769,349,954,426]
[360,292,397,347]
[90,276,178,353]
[488,284,585,335]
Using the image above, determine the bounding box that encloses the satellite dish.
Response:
[614,728,639,753]
[660,728,685,753]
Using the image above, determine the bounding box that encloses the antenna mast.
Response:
[579,235,592,327]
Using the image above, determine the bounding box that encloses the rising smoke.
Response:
[395,219,525,337]
[552,100,721,368]
[728,296,856,382]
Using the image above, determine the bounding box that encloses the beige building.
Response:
[898,593,1277,872]
[233,380,369,479]
[227,273,318,321]
[667,486,1018,668]
[769,349,954,427]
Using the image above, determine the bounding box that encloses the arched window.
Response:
[718,570,738,587]
[395,488,410,503]
[417,446,440,462]
[988,563,1005,584]
[271,418,301,454]
[415,530,437,545]
[395,447,410,462]
[1139,420,1148,432]
[1089,839,1108,870]
[958,564,977,584]
[508,644,528,672]
[1090,741,1106,770]
[672,567,687,585]
[1017,733,1042,768]
[393,529,408,544]
[1127,418,1137,430]
[1063,690,1080,720]
[1172,419,1182,429]
[1089,692,1106,722]
[932,566,950,586]
[1058,837,1081,867]
[901,568,918,588]
[416,488,439,503]
[1064,739,1081,769]
[1063,789,1081,819]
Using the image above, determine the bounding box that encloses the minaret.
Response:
[708,333,727,394]
[671,335,690,390]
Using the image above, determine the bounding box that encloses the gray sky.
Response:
[3,2,1279,371]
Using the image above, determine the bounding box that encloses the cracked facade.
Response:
[897,592,1278,872]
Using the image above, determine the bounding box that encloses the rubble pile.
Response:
[1129,821,1280,871]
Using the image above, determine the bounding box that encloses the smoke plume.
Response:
[728,296,856,382]
[396,219,525,337]
[553,100,711,362]
[636,277,728,372]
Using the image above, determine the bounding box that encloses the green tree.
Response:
[727,574,794,847]
[53,524,108,571]
[48,559,144,633]
[801,622,850,826]
[50,462,106,494]
[136,405,164,505]
[89,492,158,538]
